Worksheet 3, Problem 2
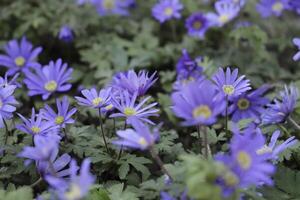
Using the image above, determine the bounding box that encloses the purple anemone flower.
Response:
[0,73,20,88]
[256,0,290,18]
[24,59,73,100]
[257,130,298,160]
[289,0,300,14]
[229,85,270,122]
[59,25,74,42]
[41,96,77,128]
[206,0,240,27]
[75,87,111,109]
[92,0,132,16]
[112,70,157,96]
[0,37,42,76]
[262,85,299,124]
[113,117,159,150]
[0,84,18,128]
[292,38,300,61]
[110,90,159,125]
[171,80,225,126]
[212,67,251,100]
[45,158,95,200]
[152,0,183,23]
[185,12,210,39]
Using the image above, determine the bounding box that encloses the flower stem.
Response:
[149,147,173,181]
[202,126,209,159]
[29,177,43,188]
[117,122,127,160]
[288,116,300,130]
[225,96,229,134]
[98,109,109,153]
[171,20,177,42]
[62,127,69,143]
[3,120,9,145]
[196,125,202,154]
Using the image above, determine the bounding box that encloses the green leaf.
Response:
[118,162,130,180]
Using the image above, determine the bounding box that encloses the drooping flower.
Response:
[171,80,225,126]
[45,158,95,200]
[59,25,74,42]
[292,38,300,61]
[185,12,210,39]
[206,0,240,27]
[113,117,159,150]
[111,70,157,96]
[256,0,290,18]
[0,37,42,76]
[110,90,159,125]
[92,0,133,16]
[0,84,18,128]
[75,87,111,109]
[17,108,60,138]
[152,0,183,23]
[229,85,270,122]
[176,49,203,79]
[257,130,298,160]
[24,59,73,100]
[212,67,251,100]
[41,96,77,128]
[262,85,299,124]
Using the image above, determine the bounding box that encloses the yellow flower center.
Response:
[237,151,251,170]
[55,116,64,125]
[222,85,235,95]
[237,98,250,110]
[64,184,82,200]
[124,107,136,116]
[192,105,212,119]
[31,126,41,134]
[44,80,58,92]
[138,138,147,146]
[92,97,103,107]
[272,2,283,12]
[164,7,173,16]
[14,56,26,67]
[193,21,202,30]
[223,170,239,186]
[103,0,115,10]
[219,14,229,24]
[256,145,273,155]
[105,104,113,110]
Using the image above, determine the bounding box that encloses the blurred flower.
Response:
[292,38,300,61]
[185,12,210,39]
[171,80,225,126]
[41,96,77,128]
[112,70,157,96]
[45,159,95,200]
[289,0,300,14]
[229,85,270,122]
[206,0,240,27]
[0,37,42,76]
[257,130,298,160]
[0,84,18,128]
[256,0,289,18]
[262,85,299,124]
[113,117,159,150]
[160,192,176,200]
[221,0,247,7]
[24,59,73,100]
[0,73,21,88]
[212,67,251,100]
[59,25,74,42]
[110,90,159,124]
[17,108,59,138]
[152,0,183,23]
[75,87,111,109]
[92,0,133,16]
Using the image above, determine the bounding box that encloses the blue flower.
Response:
[59,25,74,42]
[256,0,290,18]
[185,12,210,39]
[75,87,112,109]
[293,38,300,61]
[152,0,183,23]
[0,84,18,128]
[92,0,133,16]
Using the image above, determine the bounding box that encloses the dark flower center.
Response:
[237,98,250,110]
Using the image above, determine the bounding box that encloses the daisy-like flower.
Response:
[257,130,298,160]
[212,67,251,100]
[185,12,210,39]
[110,90,159,125]
[152,0,183,23]
[112,70,157,96]
[0,73,20,88]
[92,0,132,16]
[256,0,290,18]
[59,25,74,43]
[229,85,270,122]
[41,96,77,128]
[24,59,73,100]
[113,117,159,150]
[206,0,240,27]
[262,85,299,124]
[75,87,111,109]
[45,158,95,200]
[171,80,225,126]
[292,38,300,61]
[0,84,18,128]
[0,37,42,76]
[17,108,60,138]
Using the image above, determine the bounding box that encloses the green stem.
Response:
[225,96,229,134]
[98,109,109,153]
[29,177,43,188]
[288,116,300,130]
[171,20,177,42]
[149,147,173,181]
[202,126,209,159]
[3,120,9,145]
[196,125,202,154]
[117,122,127,160]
